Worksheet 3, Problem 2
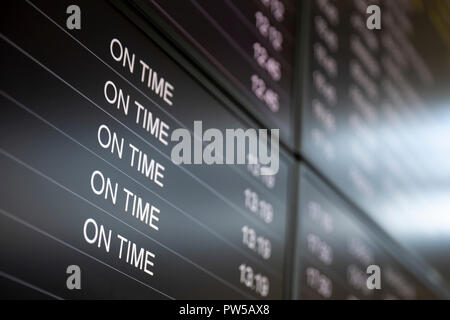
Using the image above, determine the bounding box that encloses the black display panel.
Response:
[131,0,299,150]
[294,165,440,300]
[300,0,450,287]
[0,0,294,299]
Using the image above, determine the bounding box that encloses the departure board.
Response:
[0,0,294,299]
[132,0,299,150]
[295,166,438,300]
[2,0,450,302]
[300,0,450,286]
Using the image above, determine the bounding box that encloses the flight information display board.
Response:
[300,0,450,286]
[0,0,294,299]
[294,166,439,300]
[132,0,299,150]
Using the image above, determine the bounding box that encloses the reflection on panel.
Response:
[294,165,441,300]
